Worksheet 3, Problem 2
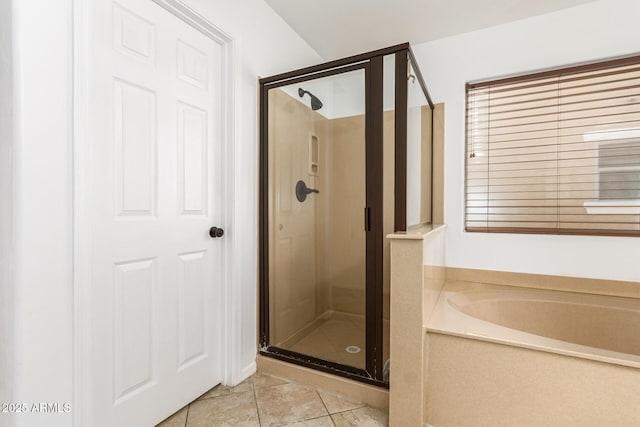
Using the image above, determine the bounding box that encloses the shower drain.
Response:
[345,345,361,354]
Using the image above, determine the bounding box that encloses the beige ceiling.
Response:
[265,0,600,59]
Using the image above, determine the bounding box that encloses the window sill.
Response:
[583,200,640,215]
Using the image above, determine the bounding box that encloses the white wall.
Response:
[8,1,320,426]
[0,1,14,426]
[280,55,403,121]
[412,0,640,282]
[11,1,74,427]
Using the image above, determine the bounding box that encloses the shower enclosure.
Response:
[259,44,433,386]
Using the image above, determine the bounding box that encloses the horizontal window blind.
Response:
[466,55,640,236]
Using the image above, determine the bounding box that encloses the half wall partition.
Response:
[259,44,433,386]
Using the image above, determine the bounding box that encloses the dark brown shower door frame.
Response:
[259,43,433,388]
[259,58,387,387]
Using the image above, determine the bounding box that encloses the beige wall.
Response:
[326,112,396,317]
[313,113,331,317]
[324,115,367,314]
[387,225,447,427]
[382,110,395,316]
[269,89,328,343]
[268,90,371,340]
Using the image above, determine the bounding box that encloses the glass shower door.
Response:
[266,67,368,370]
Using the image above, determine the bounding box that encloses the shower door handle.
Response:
[364,207,371,232]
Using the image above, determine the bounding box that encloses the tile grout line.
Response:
[163,374,381,427]
[195,382,249,402]
[327,405,367,417]
[315,390,336,426]
[183,404,190,427]
[317,388,368,415]
[252,378,263,426]
[317,388,376,423]
[295,414,338,426]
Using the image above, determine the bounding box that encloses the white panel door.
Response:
[87,1,223,425]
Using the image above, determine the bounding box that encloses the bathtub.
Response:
[425,279,640,426]
[428,280,640,369]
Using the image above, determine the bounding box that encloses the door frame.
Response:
[72,1,240,425]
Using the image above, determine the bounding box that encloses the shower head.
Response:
[298,88,323,111]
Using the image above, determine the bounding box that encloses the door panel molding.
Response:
[72,1,239,425]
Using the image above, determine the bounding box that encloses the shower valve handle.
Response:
[295,180,319,202]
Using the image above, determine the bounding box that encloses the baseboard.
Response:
[240,361,257,383]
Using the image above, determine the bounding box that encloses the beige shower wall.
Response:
[382,110,395,321]
[268,90,433,339]
[268,89,331,344]
[268,89,370,342]
[268,94,387,322]
[312,110,331,318]
[309,108,426,319]
[322,112,396,317]
[319,115,367,315]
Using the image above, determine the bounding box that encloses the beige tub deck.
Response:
[426,279,640,426]
[428,281,640,369]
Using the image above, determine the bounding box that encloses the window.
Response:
[597,140,640,200]
[465,55,640,236]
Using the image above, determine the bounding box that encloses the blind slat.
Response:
[466,51,640,236]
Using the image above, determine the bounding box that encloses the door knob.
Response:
[209,226,224,238]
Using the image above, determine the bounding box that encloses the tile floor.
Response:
[156,372,388,427]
